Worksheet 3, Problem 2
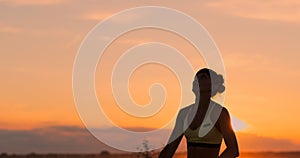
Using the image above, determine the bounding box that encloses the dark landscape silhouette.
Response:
[1,151,300,158]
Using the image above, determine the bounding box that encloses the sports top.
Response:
[183,101,223,147]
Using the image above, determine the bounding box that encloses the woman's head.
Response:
[192,68,225,97]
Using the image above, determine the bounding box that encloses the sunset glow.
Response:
[1,0,300,154]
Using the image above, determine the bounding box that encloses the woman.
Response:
[159,68,239,158]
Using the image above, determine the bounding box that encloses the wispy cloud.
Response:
[206,0,300,23]
[80,10,145,24]
[223,52,279,71]
[236,132,300,152]
[80,12,114,21]
[0,0,66,6]
[0,24,23,34]
[0,126,120,154]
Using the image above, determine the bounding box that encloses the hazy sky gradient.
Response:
[1,0,300,153]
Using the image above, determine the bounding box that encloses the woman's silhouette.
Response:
[159,68,239,158]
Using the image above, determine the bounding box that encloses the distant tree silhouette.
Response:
[0,152,8,158]
[137,140,155,158]
[26,152,39,158]
[100,150,111,156]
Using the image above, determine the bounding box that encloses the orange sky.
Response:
[1,0,300,153]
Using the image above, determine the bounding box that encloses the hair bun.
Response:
[211,73,225,96]
[218,85,225,93]
[217,74,224,83]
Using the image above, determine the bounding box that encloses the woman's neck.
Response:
[195,94,211,111]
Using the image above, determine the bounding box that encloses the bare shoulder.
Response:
[218,106,231,125]
[220,107,230,118]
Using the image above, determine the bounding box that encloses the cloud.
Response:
[80,12,114,21]
[0,0,66,6]
[1,126,300,154]
[0,24,23,34]
[0,126,121,154]
[236,132,300,152]
[206,0,300,23]
[79,10,149,24]
[223,52,279,72]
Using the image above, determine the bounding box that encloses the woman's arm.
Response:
[158,110,185,158]
[158,134,183,158]
[219,108,239,158]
